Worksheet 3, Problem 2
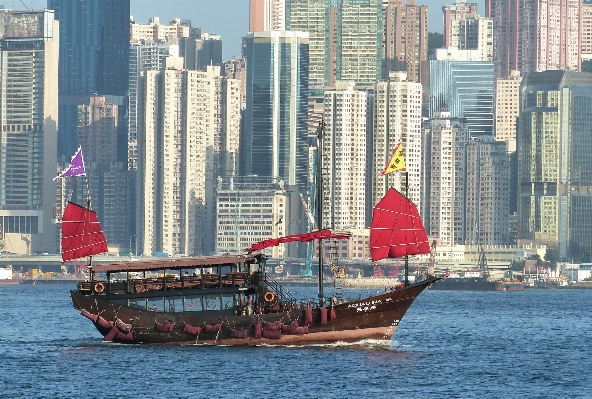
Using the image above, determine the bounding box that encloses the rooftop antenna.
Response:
[19,0,30,11]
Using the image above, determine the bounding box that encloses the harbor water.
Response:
[0,283,590,398]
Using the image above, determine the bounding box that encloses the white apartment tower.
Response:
[582,2,592,62]
[130,17,190,42]
[129,40,179,170]
[137,58,241,256]
[373,72,423,212]
[428,111,456,246]
[494,70,522,153]
[322,82,367,231]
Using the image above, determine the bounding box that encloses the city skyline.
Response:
[17,0,485,60]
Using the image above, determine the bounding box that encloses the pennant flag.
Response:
[381,142,406,176]
[54,147,86,180]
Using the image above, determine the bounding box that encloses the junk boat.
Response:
[67,131,442,345]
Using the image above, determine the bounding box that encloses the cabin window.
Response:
[185,296,203,311]
[147,298,164,312]
[221,294,234,310]
[204,294,221,311]
[166,298,183,313]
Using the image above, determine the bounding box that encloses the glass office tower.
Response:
[244,31,309,192]
[429,59,494,137]
[48,0,130,160]
[517,71,592,260]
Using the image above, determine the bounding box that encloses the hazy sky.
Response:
[22,0,484,60]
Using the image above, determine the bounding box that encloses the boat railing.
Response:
[81,271,253,295]
[263,272,296,305]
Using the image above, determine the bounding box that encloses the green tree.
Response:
[428,32,443,58]
[544,248,559,270]
[527,254,542,266]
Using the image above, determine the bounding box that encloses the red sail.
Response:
[245,229,350,252]
[61,202,108,262]
[370,188,430,262]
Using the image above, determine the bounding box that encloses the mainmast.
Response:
[316,120,326,307]
[404,171,409,286]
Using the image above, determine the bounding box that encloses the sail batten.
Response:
[61,201,108,262]
[370,188,430,262]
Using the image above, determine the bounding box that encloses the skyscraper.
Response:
[137,59,241,256]
[494,70,522,152]
[485,0,581,78]
[322,82,367,231]
[337,0,382,86]
[373,72,423,212]
[0,10,58,254]
[129,40,179,171]
[48,0,130,160]
[382,0,428,83]
[286,0,331,93]
[443,1,492,62]
[249,0,286,31]
[244,31,309,191]
[518,71,592,260]
[443,0,478,47]
[429,48,494,137]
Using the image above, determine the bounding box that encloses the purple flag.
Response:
[54,147,86,180]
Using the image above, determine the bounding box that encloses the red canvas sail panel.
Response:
[61,202,108,262]
[370,188,430,262]
[245,229,350,252]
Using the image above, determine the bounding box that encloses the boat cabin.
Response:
[76,252,292,316]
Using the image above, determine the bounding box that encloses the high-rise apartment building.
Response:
[443,0,478,47]
[322,82,367,231]
[582,2,592,62]
[426,111,458,245]
[130,17,191,41]
[337,0,382,86]
[49,0,130,161]
[244,31,309,192]
[517,71,592,259]
[373,72,423,213]
[382,0,428,83]
[494,70,522,152]
[0,10,58,254]
[286,0,331,93]
[77,95,130,250]
[461,139,509,246]
[129,40,179,171]
[250,0,286,31]
[429,47,494,137]
[137,59,241,256]
[485,0,582,78]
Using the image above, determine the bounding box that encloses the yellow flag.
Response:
[381,142,406,176]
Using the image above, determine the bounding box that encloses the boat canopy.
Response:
[90,253,264,274]
[369,188,430,262]
[244,229,351,252]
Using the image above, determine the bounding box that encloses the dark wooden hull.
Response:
[71,277,440,346]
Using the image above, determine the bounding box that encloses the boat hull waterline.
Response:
[71,277,439,346]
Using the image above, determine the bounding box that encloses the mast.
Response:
[317,120,325,307]
[404,171,409,287]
